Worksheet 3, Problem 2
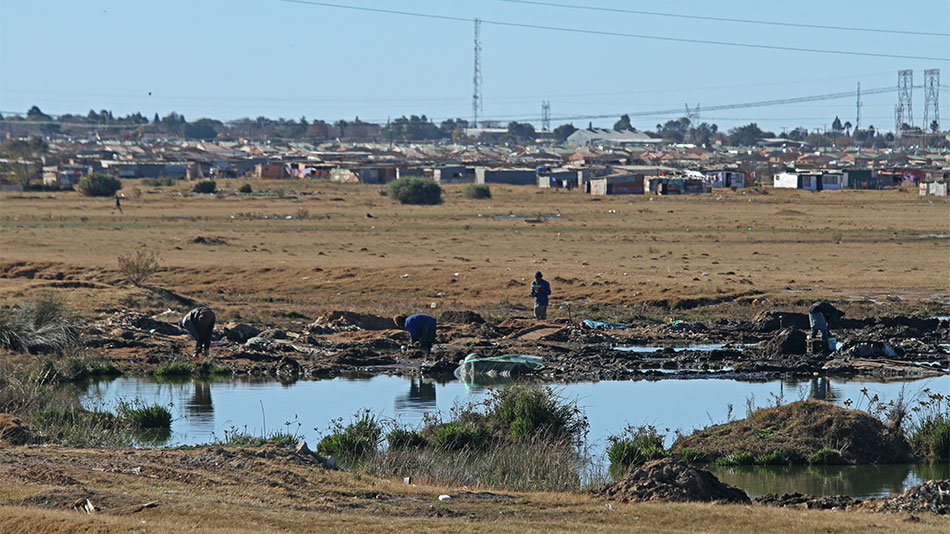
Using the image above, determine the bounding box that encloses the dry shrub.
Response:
[117,250,162,287]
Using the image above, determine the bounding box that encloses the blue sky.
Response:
[1,0,948,134]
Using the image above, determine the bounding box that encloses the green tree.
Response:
[613,114,632,131]
[504,121,536,144]
[381,115,443,141]
[77,173,122,197]
[1,137,48,188]
[26,105,51,121]
[553,123,577,142]
[728,122,772,146]
[831,116,843,133]
[183,119,220,140]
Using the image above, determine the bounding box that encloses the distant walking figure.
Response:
[531,271,551,320]
[394,314,437,356]
[113,194,123,214]
[179,307,216,358]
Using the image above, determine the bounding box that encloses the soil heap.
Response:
[0,414,30,446]
[671,401,913,465]
[756,492,857,510]
[594,458,750,504]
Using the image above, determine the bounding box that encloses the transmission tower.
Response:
[541,101,551,131]
[855,82,862,132]
[896,69,913,135]
[924,69,940,133]
[684,103,700,122]
[472,18,482,128]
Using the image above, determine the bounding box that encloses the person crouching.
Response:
[179,307,216,358]
[394,314,437,356]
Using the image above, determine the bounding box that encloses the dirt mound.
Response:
[104,311,182,336]
[439,310,485,325]
[756,327,807,356]
[0,414,29,445]
[192,236,228,245]
[756,492,857,510]
[773,209,807,216]
[751,310,809,332]
[858,480,950,514]
[222,322,262,343]
[313,311,394,331]
[594,458,749,504]
[326,348,397,366]
[20,488,148,514]
[671,401,913,465]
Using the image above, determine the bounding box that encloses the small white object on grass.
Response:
[438,495,451,501]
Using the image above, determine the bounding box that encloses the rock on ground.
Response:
[594,458,750,504]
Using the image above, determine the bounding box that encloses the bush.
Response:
[238,183,253,194]
[117,250,162,287]
[193,180,217,194]
[76,172,122,197]
[217,426,299,447]
[486,385,587,443]
[387,177,442,205]
[317,411,382,462]
[154,362,193,378]
[193,361,231,377]
[754,449,788,465]
[119,402,172,430]
[607,425,667,475]
[0,295,80,354]
[807,448,845,465]
[430,421,492,452]
[463,183,492,199]
[386,428,428,450]
[909,415,950,461]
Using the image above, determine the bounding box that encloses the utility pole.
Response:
[855,82,862,132]
[896,69,913,136]
[472,18,482,128]
[541,101,551,132]
[924,69,940,133]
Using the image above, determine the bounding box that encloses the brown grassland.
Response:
[1,180,949,532]
[1,180,948,324]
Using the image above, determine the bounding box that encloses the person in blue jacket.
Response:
[531,271,551,320]
[394,313,437,355]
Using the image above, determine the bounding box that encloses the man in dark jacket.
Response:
[808,301,844,345]
[179,307,216,358]
[531,271,551,320]
[394,314,437,355]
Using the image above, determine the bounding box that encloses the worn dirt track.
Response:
[0,445,947,534]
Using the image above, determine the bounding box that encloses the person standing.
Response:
[179,307,216,358]
[394,314,437,355]
[808,301,844,350]
[531,271,551,320]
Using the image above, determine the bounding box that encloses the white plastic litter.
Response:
[438,495,451,501]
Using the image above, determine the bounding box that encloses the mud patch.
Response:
[439,310,485,325]
[755,327,807,356]
[20,488,149,514]
[594,458,749,504]
[756,492,857,510]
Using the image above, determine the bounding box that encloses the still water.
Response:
[80,373,950,498]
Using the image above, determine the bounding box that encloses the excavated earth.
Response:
[78,308,950,381]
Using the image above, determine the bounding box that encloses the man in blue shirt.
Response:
[531,271,551,320]
[394,314,437,355]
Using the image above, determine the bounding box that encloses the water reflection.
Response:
[187,380,214,417]
[394,377,437,413]
[710,462,950,499]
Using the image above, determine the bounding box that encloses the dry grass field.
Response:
[0,446,947,534]
[2,180,948,324]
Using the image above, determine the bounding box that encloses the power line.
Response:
[275,0,949,62]
[493,0,950,37]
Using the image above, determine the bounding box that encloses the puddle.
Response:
[479,213,561,219]
[79,374,950,498]
[615,343,749,353]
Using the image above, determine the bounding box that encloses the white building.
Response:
[773,171,848,191]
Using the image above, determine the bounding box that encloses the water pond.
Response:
[80,373,950,498]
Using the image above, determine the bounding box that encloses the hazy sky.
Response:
[1,0,948,133]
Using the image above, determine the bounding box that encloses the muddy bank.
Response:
[76,308,950,382]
